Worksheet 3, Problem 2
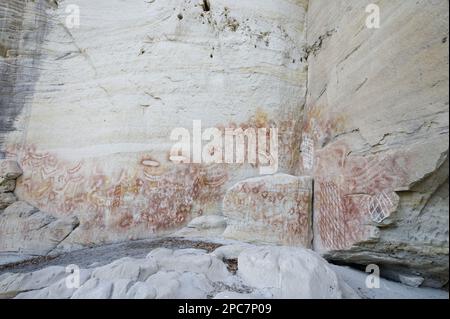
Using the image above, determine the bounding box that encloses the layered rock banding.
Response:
[302,0,449,288]
[1,0,308,248]
[0,0,448,293]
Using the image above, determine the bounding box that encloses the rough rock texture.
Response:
[223,174,313,246]
[0,160,22,180]
[3,242,447,300]
[0,0,448,292]
[1,0,308,248]
[0,266,67,299]
[0,160,22,209]
[332,265,448,300]
[0,201,80,255]
[1,245,355,299]
[301,0,449,287]
[146,248,230,282]
[212,243,253,260]
[0,193,16,210]
[174,215,227,237]
[238,246,343,298]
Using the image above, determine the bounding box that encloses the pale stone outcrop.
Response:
[301,0,449,287]
[0,193,16,210]
[174,215,227,237]
[91,257,158,282]
[0,266,67,298]
[0,160,22,209]
[223,174,313,247]
[212,243,253,260]
[125,282,157,299]
[0,201,80,255]
[15,269,92,299]
[3,244,448,300]
[0,160,22,180]
[238,246,344,299]
[71,278,114,299]
[146,248,230,282]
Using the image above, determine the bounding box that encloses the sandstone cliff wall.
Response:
[1,0,308,248]
[0,0,448,287]
[302,0,449,287]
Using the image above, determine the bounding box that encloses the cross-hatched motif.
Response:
[319,181,347,249]
[301,135,314,170]
[368,191,393,223]
[321,182,342,215]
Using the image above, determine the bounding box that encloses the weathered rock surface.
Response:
[238,246,343,299]
[301,0,449,287]
[332,265,449,299]
[0,179,15,193]
[15,269,92,299]
[146,248,230,282]
[0,160,21,209]
[0,192,16,210]
[1,243,446,300]
[2,0,308,248]
[0,201,80,255]
[212,243,253,261]
[0,266,67,298]
[223,174,313,247]
[174,215,227,237]
[0,0,447,294]
[0,160,22,180]
[91,257,158,282]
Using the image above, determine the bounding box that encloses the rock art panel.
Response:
[303,0,449,287]
[223,174,313,247]
[1,0,308,248]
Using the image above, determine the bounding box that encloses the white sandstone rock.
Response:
[8,0,308,249]
[237,246,343,299]
[0,205,79,255]
[0,192,16,210]
[147,248,230,282]
[15,269,92,299]
[174,215,227,237]
[188,215,227,230]
[91,257,158,282]
[305,0,449,287]
[110,279,136,299]
[3,201,38,217]
[71,278,113,299]
[0,266,67,298]
[211,243,253,260]
[145,271,214,299]
[144,271,181,299]
[125,282,157,299]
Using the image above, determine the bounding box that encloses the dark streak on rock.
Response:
[0,0,52,158]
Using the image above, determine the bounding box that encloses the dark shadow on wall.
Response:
[0,0,52,158]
